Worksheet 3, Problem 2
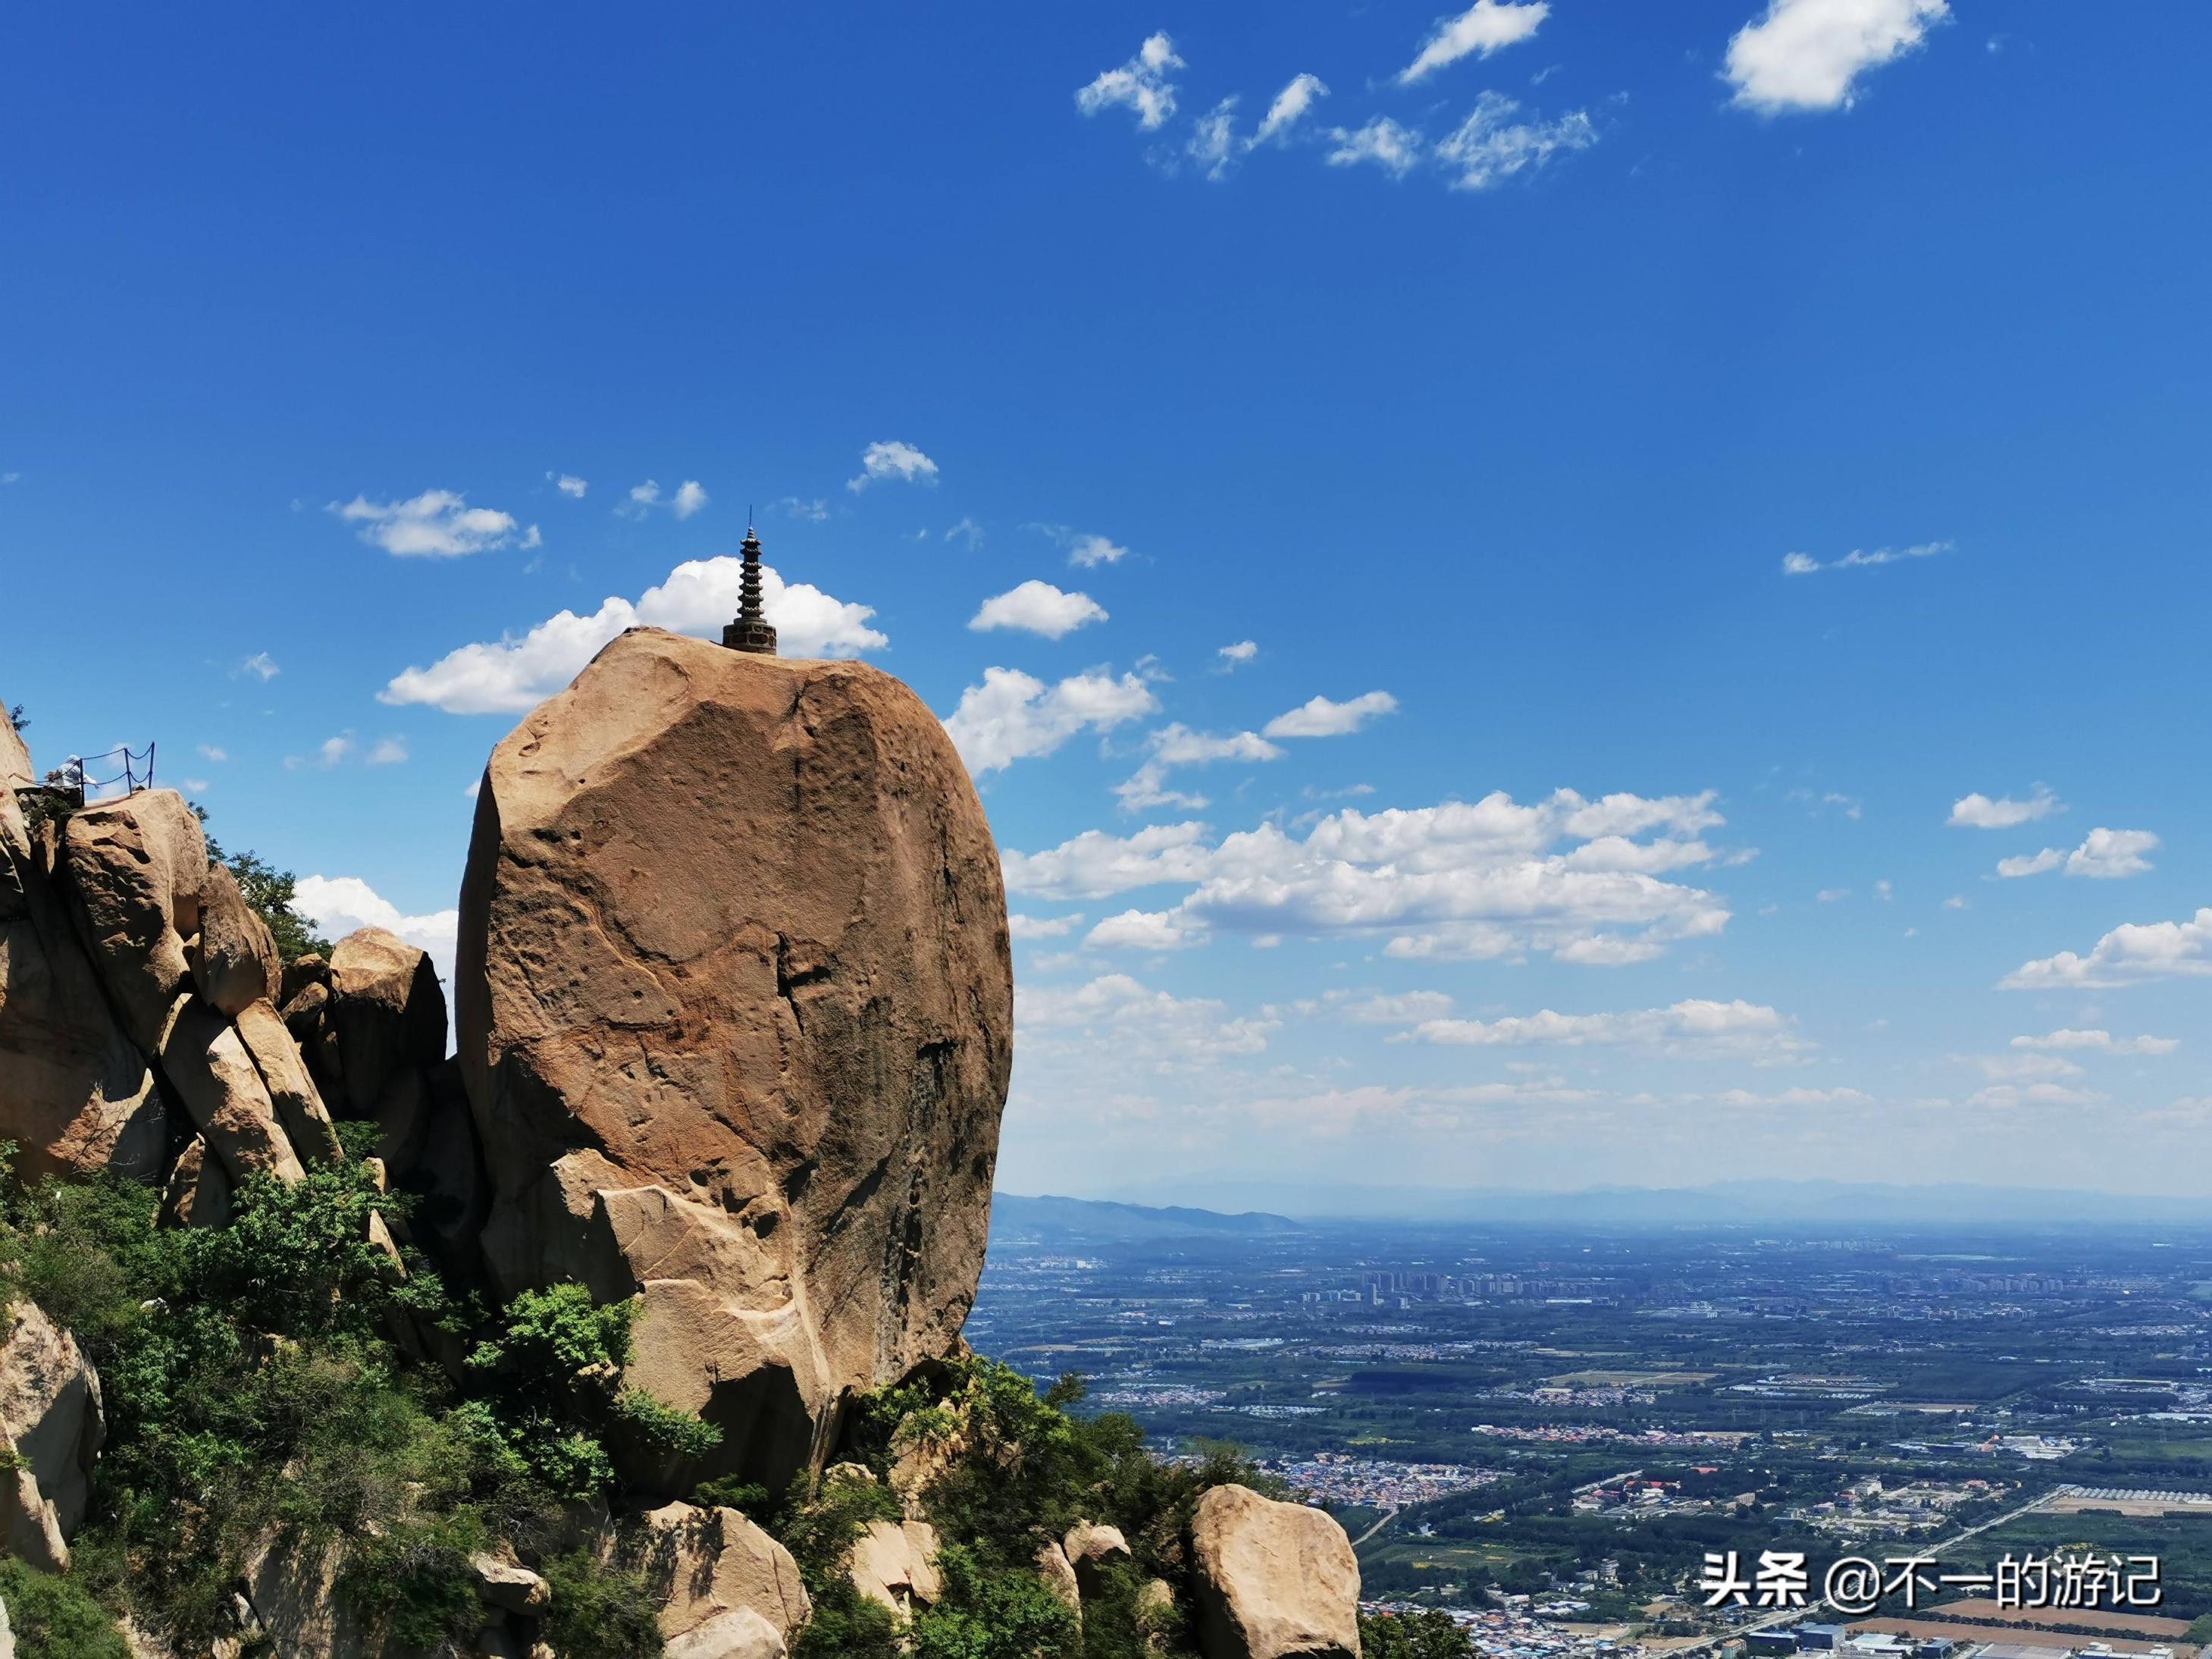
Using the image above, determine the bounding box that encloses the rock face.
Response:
[1190,1485,1361,1659]
[0,719,168,1182]
[191,862,280,1018]
[848,1518,943,1620]
[0,1299,107,1573]
[457,628,1012,1489]
[61,790,207,1052]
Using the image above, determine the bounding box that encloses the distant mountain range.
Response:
[990,1192,1305,1241]
[998,1180,2190,1229]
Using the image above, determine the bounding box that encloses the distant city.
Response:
[974,1194,2212,1659]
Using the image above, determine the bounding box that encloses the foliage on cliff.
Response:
[0,1156,679,1655]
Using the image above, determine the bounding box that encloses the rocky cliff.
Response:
[456,627,1013,1493]
[0,648,1361,1659]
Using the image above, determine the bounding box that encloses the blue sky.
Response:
[5,2,2208,1200]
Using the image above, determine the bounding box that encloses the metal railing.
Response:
[47,742,156,804]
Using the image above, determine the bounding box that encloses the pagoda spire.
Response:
[722,519,779,655]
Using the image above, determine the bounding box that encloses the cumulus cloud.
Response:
[1254,74,1330,145]
[2003,908,2212,991]
[1076,33,1185,131]
[294,874,459,1013]
[550,473,587,498]
[365,737,408,766]
[969,581,1108,639]
[1781,538,1950,575]
[847,440,939,492]
[1434,91,1595,190]
[1725,0,1948,113]
[1217,640,1258,668]
[1008,912,1085,941]
[1116,723,1283,812]
[1017,972,1275,1060]
[776,496,829,522]
[1264,691,1399,739]
[332,489,539,558]
[1997,827,2159,880]
[239,652,280,682]
[1405,999,1803,1058]
[1005,788,1731,964]
[1326,118,1425,177]
[2011,1029,2179,1057]
[1950,786,2062,829]
[381,557,887,714]
[671,480,709,519]
[1067,533,1129,569]
[941,667,1159,776]
[1399,0,1549,83]
[1085,908,1208,951]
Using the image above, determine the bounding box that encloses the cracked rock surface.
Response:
[456,627,1011,1494]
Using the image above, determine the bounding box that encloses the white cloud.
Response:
[1713,1086,1871,1109]
[332,489,539,558]
[2003,908,2212,991]
[294,874,459,1005]
[1995,827,2158,881]
[1188,98,1241,181]
[1949,786,2062,829]
[1264,690,1399,738]
[1017,972,1275,1060]
[1116,723,1283,812]
[2011,1029,2179,1057]
[945,516,984,548]
[1217,640,1258,667]
[1337,989,1458,1025]
[776,496,829,522]
[1002,821,1215,902]
[970,580,1108,639]
[1254,74,1330,145]
[1434,92,1595,190]
[1005,788,1731,964]
[671,480,709,519]
[365,736,408,766]
[381,557,887,714]
[1327,118,1424,177]
[1008,912,1085,941]
[306,734,355,770]
[2065,827,2160,880]
[1399,0,1549,83]
[1408,999,1804,1058]
[1816,887,1848,902]
[1076,32,1186,131]
[1067,533,1129,569]
[1725,0,1948,113]
[627,480,661,511]
[1783,538,1950,575]
[240,652,280,682]
[1085,908,1208,951]
[197,743,228,763]
[1965,1081,2099,1111]
[550,473,587,498]
[847,440,939,493]
[941,667,1159,776]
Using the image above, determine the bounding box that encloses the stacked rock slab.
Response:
[457,627,1012,1491]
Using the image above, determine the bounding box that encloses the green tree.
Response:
[190,804,331,961]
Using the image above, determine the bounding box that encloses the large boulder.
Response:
[0,719,167,1182]
[1190,1485,1361,1659]
[0,1300,106,1573]
[191,862,280,1018]
[457,628,1011,1489]
[637,1501,810,1648]
[848,1518,942,1620]
[61,790,206,1052]
[290,928,446,1115]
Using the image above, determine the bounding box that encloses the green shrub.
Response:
[540,1548,666,1659]
[0,1557,131,1658]
[613,1385,724,1461]
[910,1542,1082,1659]
[1360,1607,1479,1659]
[341,1511,489,1649]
